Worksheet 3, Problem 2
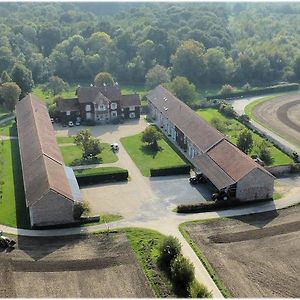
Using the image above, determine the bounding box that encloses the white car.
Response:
[111,143,119,151]
[68,121,74,127]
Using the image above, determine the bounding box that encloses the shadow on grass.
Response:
[140,144,162,159]
[70,156,102,166]
[9,130,30,229]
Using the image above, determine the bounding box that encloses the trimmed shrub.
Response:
[158,236,181,271]
[73,201,90,219]
[207,83,299,100]
[171,255,195,295]
[150,165,190,177]
[188,280,212,298]
[76,169,128,186]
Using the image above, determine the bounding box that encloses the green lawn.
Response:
[56,135,75,144]
[0,105,10,121]
[60,142,118,166]
[126,228,175,297]
[197,108,292,166]
[0,119,17,137]
[120,129,188,176]
[82,213,123,227]
[0,140,30,228]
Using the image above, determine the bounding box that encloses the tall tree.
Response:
[0,82,21,112]
[145,64,170,89]
[74,129,102,158]
[11,64,33,97]
[43,76,69,95]
[1,71,11,83]
[237,129,253,154]
[94,72,114,86]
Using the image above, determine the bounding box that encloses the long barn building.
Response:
[16,94,81,228]
[147,85,274,202]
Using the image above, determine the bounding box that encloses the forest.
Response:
[0,2,300,96]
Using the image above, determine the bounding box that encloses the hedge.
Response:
[75,168,128,186]
[150,165,190,177]
[177,198,272,213]
[206,83,299,100]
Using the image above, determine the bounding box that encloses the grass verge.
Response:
[120,128,188,176]
[179,222,231,298]
[126,228,174,297]
[197,108,292,166]
[82,213,123,227]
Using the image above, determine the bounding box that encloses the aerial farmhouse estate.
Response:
[16,94,82,228]
[147,85,275,202]
[56,84,141,124]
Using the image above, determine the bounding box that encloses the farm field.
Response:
[120,129,188,176]
[251,93,300,148]
[182,205,300,297]
[0,233,154,298]
[196,108,292,166]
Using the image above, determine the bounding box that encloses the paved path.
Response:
[0,114,14,125]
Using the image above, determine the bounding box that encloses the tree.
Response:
[145,64,170,89]
[94,72,114,86]
[167,76,197,104]
[237,129,253,154]
[43,76,69,95]
[158,236,181,271]
[219,84,234,95]
[1,71,11,83]
[11,64,33,97]
[0,82,21,112]
[141,126,163,150]
[256,141,273,165]
[293,55,300,80]
[170,255,195,294]
[74,129,102,158]
[171,39,206,85]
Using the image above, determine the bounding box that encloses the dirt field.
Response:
[184,205,300,297]
[253,93,300,147]
[0,233,154,298]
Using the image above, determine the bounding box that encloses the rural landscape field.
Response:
[0,2,300,299]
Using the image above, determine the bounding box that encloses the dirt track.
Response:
[184,205,300,298]
[0,233,154,298]
[253,93,300,147]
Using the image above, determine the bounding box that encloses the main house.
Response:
[16,94,82,228]
[147,85,275,202]
[56,84,141,124]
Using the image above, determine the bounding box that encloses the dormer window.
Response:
[111,102,117,110]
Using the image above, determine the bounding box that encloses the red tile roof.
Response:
[16,94,74,207]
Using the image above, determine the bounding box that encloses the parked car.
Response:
[189,172,207,184]
[111,143,119,151]
[0,231,16,251]
[50,118,54,123]
[68,121,74,127]
[75,121,81,126]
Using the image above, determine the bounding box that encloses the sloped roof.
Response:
[194,140,274,189]
[147,85,224,152]
[98,85,122,101]
[16,94,74,207]
[77,86,110,104]
[56,98,80,112]
[121,94,141,107]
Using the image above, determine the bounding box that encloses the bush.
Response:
[219,84,234,95]
[73,201,90,219]
[76,169,128,186]
[218,102,236,118]
[158,236,181,271]
[171,255,195,294]
[207,83,299,100]
[150,165,190,177]
[188,280,212,298]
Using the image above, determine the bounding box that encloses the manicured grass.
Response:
[0,140,30,228]
[126,228,174,297]
[83,213,123,227]
[196,108,292,166]
[120,129,188,176]
[74,166,126,176]
[179,222,231,298]
[0,119,17,137]
[56,136,75,144]
[60,142,118,166]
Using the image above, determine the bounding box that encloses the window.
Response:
[99,104,106,111]
[86,112,92,120]
[111,102,117,110]
[66,111,71,116]
[129,112,135,119]
[129,106,135,111]
[85,104,91,112]
[111,111,117,118]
